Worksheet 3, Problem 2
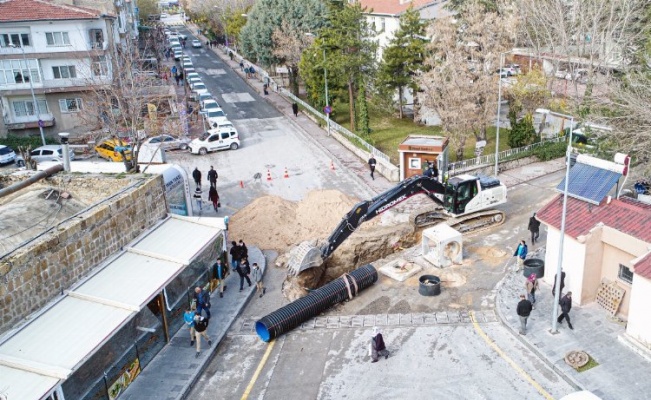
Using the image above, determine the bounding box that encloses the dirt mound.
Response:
[229,190,360,251]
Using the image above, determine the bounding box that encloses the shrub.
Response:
[1,135,58,150]
[533,141,567,161]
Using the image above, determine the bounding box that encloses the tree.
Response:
[137,0,159,21]
[271,20,314,95]
[357,84,371,138]
[377,6,427,119]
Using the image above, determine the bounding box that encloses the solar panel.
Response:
[556,162,621,205]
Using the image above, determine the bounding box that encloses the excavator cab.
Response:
[444,177,480,215]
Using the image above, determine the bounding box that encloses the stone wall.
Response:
[0,176,168,334]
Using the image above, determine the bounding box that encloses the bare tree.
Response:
[272,20,313,95]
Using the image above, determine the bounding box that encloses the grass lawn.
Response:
[329,101,512,164]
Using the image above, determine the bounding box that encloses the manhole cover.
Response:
[564,350,590,368]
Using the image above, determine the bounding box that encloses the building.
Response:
[0,0,120,138]
[52,0,140,44]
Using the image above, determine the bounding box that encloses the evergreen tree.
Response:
[357,83,370,138]
[377,7,427,119]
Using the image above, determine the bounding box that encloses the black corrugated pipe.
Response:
[255,264,378,342]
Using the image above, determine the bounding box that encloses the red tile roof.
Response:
[536,195,651,243]
[358,0,443,15]
[632,252,651,279]
[0,0,103,22]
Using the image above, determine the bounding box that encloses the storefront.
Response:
[398,135,449,181]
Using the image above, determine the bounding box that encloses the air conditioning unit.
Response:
[422,224,463,268]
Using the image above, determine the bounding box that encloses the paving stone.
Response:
[315,317,327,328]
[327,316,340,329]
[351,316,364,327]
[411,313,426,325]
[339,316,352,328]
[436,312,449,324]
[399,314,412,325]
[363,315,376,327]
[424,314,437,324]
[374,314,388,326]
[448,312,461,324]
[387,314,401,326]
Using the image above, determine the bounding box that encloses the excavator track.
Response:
[409,206,506,234]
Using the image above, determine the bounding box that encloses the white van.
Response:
[189,127,240,155]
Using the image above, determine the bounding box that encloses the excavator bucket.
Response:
[287,241,323,276]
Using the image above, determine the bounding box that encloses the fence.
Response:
[448,136,565,175]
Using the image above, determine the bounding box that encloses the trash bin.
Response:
[523,258,544,279]
[418,275,441,296]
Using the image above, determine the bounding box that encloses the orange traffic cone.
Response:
[266,169,272,181]
[330,160,336,171]
[240,180,244,188]
[284,167,289,178]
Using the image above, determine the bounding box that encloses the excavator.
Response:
[287,173,508,275]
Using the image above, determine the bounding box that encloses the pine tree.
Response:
[357,83,371,139]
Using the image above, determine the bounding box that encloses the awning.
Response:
[0,215,224,400]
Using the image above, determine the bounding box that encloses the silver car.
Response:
[145,134,191,151]
[0,145,16,164]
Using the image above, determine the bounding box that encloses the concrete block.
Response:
[378,258,422,282]
[422,224,463,268]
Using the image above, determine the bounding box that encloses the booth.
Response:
[398,135,449,180]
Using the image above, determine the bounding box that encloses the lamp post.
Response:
[305,33,330,136]
[493,50,514,177]
[536,108,575,334]
[10,44,46,146]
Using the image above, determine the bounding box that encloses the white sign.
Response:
[276,66,289,74]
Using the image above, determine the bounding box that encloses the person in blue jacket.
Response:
[184,306,196,347]
[513,239,528,271]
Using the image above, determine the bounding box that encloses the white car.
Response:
[16,145,75,167]
[203,108,228,126]
[192,40,202,48]
[186,72,200,81]
[160,13,169,18]
[198,93,212,104]
[187,77,202,88]
[0,145,17,164]
[183,65,195,74]
[189,127,240,155]
[179,33,188,40]
[173,50,183,61]
[201,99,220,111]
[182,61,193,70]
[192,82,208,95]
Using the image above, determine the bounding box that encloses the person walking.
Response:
[192,167,201,189]
[193,312,212,358]
[239,60,244,71]
[194,286,211,319]
[432,163,439,182]
[528,213,541,245]
[370,327,389,363]
[178,70,184,83]
[175,74,180,86]
[237,256,252,291]
[207,166,218,187]
[292,102,299,117]
[516,294,533,335]
[229,241,241,271]
[251,262,266,298]
[212,259,228,298]
[238,239,248,260]
[557,292,574,330]
[193,186,203,211]
[208,186,220,212]
[513,240,528,271]
[368,156,377,180]
[552,270,566,297]
[184,306,196,347]
[525,273,539,308]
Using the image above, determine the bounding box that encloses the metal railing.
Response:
[448,136,565,174]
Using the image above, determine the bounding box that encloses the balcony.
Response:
[4,113,55,131]
[89,41,108,51]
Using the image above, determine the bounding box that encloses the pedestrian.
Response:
[292,102,299,117]
[207,166,218,187]
[178,71,184,83]
[229,51,234,61]
[552,270,566,297]
[368,156,377,180]
[528,213,541,245]
[206,40,210,47]
[370,327,389,363]
[557,291,574,330]
[251,262,266,298]
[192,167,201,189]
[208,186,220,212]
[193,186,203,210]
[525,273,539,308]
[171,65,177,75]
[175,74,180,86]
[237,256,252,291]
[263,83,269,95]
[513,240,528,271]
[193,312,212,358]
[432,163,439,181]
[516,294,533,335]
[250,66,256,79]
[238,239,248,259]
[211,259,228,298]
[184,305,196,346]
[194,286,211,319]
[239,61,244,71]
[230,240,241,271]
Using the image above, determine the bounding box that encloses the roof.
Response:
[0,0,104,22]
[537,195,651,243]
[359,0,447,16]
[0,215,224,400]
[632,252,651,280]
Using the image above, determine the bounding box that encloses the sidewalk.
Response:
[121,247,266,400]
[497,253,651,399]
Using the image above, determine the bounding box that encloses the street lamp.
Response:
[305,32,330,136]
[493,50,514,176]
[10,44,46,146]
[536,107,575,334]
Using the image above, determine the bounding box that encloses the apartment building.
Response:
[0,0,119,138]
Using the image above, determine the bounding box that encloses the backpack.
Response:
[194,316,208,332]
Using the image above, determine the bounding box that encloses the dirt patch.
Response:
[438,271,467,288]
[467,246,508,267]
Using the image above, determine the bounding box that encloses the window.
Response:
[409,158,421,169]
[618,264,633,284]
[12,99,48,117]
[45,32,70,46]
[0,59,40,84]
[208,135,219,142]
[92,56,108,76]
[0,33,30,47]
[379,17,385,32]
[221,132,229,140]
[59,98,82,113]
[52,65,76,79]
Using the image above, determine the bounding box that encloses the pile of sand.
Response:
[229,190,362,251]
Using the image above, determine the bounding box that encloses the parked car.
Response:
[187,77,202,88]
[16,145,76,166]
[201,99,220,112]
[179,33,188,40]
[95,139,132,162]
[182,61,193,70]
[203,108,228,126]
[145,135,191,151]
[198,93,212,104]
[189,127,240,155]
[192,40,202,48]
[186,72,200,81]
[192,82,209,95]
[173,50,183,61]
[183,65,196,74]
[0,145,17,164]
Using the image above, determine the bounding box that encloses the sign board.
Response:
[38,119,44,128]
[276,66,289,74]
[324,106,332,115]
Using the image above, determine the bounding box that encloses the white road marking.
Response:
[221,93,256,103]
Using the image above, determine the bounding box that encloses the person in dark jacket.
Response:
[192,167,201,189]
[552,270,566,297]
[557,292,573,329]
[292,102,299,117]
[368,156,377,180]
[229,241,241,270]
[237,256,252,291]
[211,259,227,297]
[194,286,210,319]
[238,239,248,259]
[516,294,533,335]
[370,327,389,363]
[207,166,218,187]
[208,186,219,212]
[528,213,541,244]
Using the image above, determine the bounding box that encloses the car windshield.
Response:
[207,111,225,118]
[204,102,218,109]
[0,147,13,155]
[195,84,206,89]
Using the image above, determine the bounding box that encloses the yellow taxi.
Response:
[95,138,133,162]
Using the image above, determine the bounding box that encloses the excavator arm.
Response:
[320,175,448,260]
